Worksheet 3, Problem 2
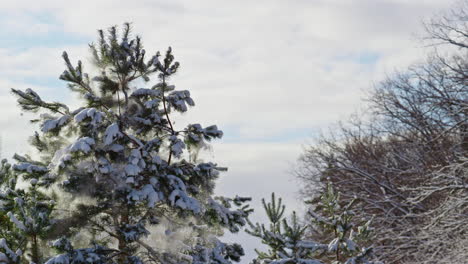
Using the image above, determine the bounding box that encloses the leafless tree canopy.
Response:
[296,3,467,264]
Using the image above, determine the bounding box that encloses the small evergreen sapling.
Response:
[0,155,56,264]
[2,23,252,263]
[247,184,381,264]
[247,193,326,264]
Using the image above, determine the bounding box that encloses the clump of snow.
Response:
[7,212,26,231]
[131,88,161,97]
[133,117,152,125]
[41,115,70,133]
[74,108,104,125]
[129,184,161,208]
[0,238,21,263]
[97,157,112,175]
[70,137,95,154]
[103,123,122,145]
[45,254,69,264]
[169,135,185,158]
[108,144,124,152]
[144,99,160,109]
[166,175,201,213]
[186,124,223,146]
[50,147,71,170]
[125,149,146,176]
[167,90,194,112]
[13,163,47,174]
[49,137,95,172]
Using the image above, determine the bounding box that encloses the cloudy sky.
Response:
[0,0,456,262]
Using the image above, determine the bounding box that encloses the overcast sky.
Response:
[0,0,457,262]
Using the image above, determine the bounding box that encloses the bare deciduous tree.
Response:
[296,3,467,263]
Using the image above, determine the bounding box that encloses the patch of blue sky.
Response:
[18,75,64,91]
[9,75,71,102]
[334,51,381,65]
[221,125,320,143]
[0,11,89,51]
[322,51,381,72]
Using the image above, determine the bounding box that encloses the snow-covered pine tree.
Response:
[2,23,252,264]
[0,154,56,264]
[247,184,381,264]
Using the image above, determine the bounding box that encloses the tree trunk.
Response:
[31,234,40,264]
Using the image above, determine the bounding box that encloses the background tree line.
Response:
[296,3,467,263]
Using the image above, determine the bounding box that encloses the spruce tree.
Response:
[1,23,252,264]
[247,184,381,264]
